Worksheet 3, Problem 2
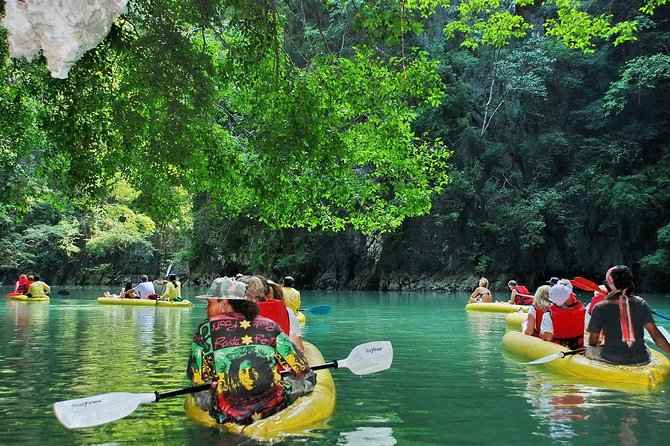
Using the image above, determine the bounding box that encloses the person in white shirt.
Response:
[134,274,156,299]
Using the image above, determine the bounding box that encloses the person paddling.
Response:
[187,277,315,425]
[586,265,670,365]
[160,274,182,302]
[26,275,50,298]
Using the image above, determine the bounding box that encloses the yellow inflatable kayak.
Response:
[297,311,306,325]
[6,294,50,302]
[466,302,529,313]
[96,297,193,307]
[184,341,336,441]
[503,330,670,387]
[505,311,527,330]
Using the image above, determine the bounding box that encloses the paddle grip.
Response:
[155,383,211,401]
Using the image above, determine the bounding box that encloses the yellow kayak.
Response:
[503,330,670,387]
[505,311,527,330]
[6,294,50,302]
[96,297,193,307]
[184,341,336,441]
[466,302,529,313]
[297,311,306,325]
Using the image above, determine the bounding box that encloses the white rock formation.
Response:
[2,0,128,78]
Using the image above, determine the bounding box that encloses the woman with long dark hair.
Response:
[160,274,182,301]
[586,265,670,365]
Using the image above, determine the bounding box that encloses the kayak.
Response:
[466,302,529,313]
[502,330,670,387]
[97,297,193,307]
[505,311,527,330]
[184,341,336,441]
[297,311,306,325]
[6,294,50,302]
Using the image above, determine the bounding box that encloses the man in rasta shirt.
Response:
[187,277,315,425]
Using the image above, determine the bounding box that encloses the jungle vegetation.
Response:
[1,0,670,290]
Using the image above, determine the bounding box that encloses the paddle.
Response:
[572,277,670,323]
[521,347,585,365]
[7,290,69,297]
[643,327,670,344]
[160,262,174,296]
[652,310,670,322]
[571,277,604,293]
[54,340,393,429]
[298,305,332,315]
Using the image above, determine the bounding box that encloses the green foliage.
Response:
[641,224,670,271]
[2,0,670,288]
[444,2,532,50]
[604,54,670,115]
[84,203,156,258]
[640,0,670,15]
[544,2,637,53]
[0,206,81,274]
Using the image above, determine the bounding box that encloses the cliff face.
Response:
[2,0,127,78]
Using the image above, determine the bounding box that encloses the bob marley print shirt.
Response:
[187,311,310,423]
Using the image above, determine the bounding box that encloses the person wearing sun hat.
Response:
[539,280,586,350]
[187,277,314,425]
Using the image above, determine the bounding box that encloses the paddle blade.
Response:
[54,392,155,429]
[338,341,393,375]
[571,277,601,292]
[55,290,70,296]
[302,305,331,315]
[522,352,563,365]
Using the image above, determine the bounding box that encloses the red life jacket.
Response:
[588,292,608,315]
[549,301,586,350]
[17,278,30,294]
[258,300,290,335]
[532,306,545,336]
[514,285,533,305]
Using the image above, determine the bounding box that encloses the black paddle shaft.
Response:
[560,348,585,358]
[155,383,211,401]
[279,360,338,377]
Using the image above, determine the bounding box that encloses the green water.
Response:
[2,286,670,445]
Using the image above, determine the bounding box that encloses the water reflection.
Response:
[523,377,590,441]
[2,287,670,446]
[341,426,397,445]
